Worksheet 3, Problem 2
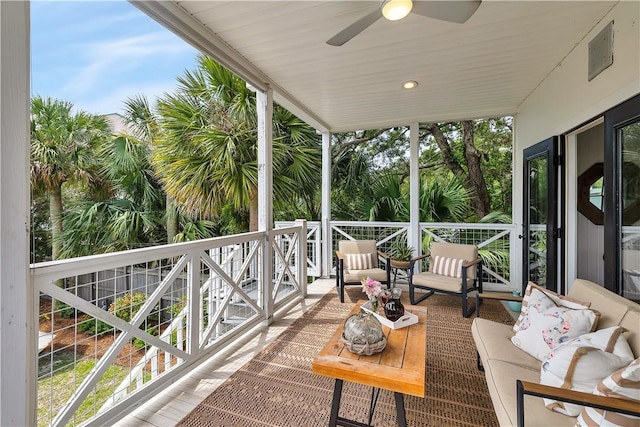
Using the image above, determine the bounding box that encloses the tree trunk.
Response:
[425,123,466,177]
[49,186,63,261]
[425,122,491,219]
[249,194,259,232]
[166,194,178,244]
[462,121,491,219]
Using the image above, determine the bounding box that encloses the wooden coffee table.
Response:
[312,300,427,427]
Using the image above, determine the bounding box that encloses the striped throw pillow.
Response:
[577,357,640,426]
[431,255,464,278]
[344,253,374,270]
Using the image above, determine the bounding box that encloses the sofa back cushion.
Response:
[620,310,640,357]
[568,279,639,328]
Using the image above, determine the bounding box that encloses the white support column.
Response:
[409,123,421,259]
[0,2,33,426]
[321,131,332,277]
[257,88,274,324]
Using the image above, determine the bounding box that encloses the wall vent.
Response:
[588,21,613,81]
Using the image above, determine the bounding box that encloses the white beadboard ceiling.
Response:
[136,1,618,132]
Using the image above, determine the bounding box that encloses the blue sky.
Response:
[31,0,199,115]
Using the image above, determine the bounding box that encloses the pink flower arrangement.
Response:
[362,277,383,301]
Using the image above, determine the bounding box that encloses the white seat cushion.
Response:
[411,271,472,293]
[344,268,388,284]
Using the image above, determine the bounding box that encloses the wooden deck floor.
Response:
[114,278,336,427]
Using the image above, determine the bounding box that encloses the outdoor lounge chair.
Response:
[335,240,391,303]
[408,241,483,317]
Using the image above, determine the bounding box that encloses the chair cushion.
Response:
[344,253,373,270]
[344,268,388,284]
[411,271,471,293]
[540,327,635,416]
[431,255,464,278]
[577,357,640,426]
[510,287,600,361]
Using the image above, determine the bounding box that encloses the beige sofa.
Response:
[472,279,640,426]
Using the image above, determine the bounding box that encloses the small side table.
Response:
[390,260,412,286]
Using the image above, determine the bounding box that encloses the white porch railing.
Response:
[276,220,517,291]
[32,223,306,427]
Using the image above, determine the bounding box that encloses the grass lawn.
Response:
[37,352,129,427]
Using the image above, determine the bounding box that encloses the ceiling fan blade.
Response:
[411,0,481,24]
[326,7,383,46]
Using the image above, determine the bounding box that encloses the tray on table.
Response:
[360,300,418,330]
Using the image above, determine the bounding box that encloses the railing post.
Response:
[186,251,200,354]
[510,225,521,291]
[295,219,308,297]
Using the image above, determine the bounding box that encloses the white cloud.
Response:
[75,80,182,115]
[59,31,195,95]
[31,1,199,116]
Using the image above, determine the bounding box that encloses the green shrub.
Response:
[111,293,148,323]
[78,292,156,337]
[133,326,158,349]
[77,316,114,336]
[54,300,76,318]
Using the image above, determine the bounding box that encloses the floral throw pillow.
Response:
[513,282,590,333]
[510,287,600,361]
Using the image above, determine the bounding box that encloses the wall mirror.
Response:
[577,162,604,225]
[578,161,640,226]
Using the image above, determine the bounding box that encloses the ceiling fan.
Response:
[326,0,482,46]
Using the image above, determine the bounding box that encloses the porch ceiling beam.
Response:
[130,1,330,133]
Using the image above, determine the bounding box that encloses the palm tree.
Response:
[118,95,181,243]
[153,55,321,231]
[56,130,166,258]
[30,96,110,259]
[419,174,471,222]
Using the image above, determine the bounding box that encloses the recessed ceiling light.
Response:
[402,80,418,90]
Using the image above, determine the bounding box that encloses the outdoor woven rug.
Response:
[178,288,515,427]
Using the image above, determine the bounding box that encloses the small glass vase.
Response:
[369,299,378,312]
[384,288,405,321]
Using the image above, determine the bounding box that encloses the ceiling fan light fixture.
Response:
[382,0,413,21]
[402,80,419,90]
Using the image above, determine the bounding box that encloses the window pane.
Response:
[621,122,640,302]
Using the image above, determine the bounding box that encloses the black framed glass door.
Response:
[522,137,559,292]
[604,94,640,300]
